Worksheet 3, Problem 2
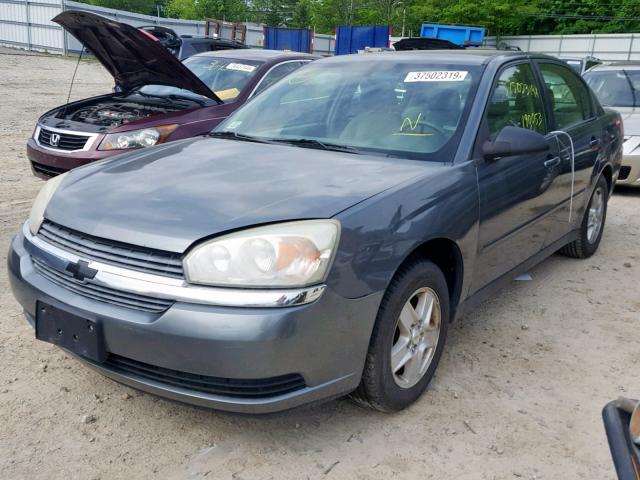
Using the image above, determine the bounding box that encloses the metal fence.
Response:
[0,0,66,52]
[485,34,640,61]
[5,1,636,61]
[0,0,335,55]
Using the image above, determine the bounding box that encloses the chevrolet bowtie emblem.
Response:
[65,260,98,281]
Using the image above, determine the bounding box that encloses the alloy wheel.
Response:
[587,186,605,244]
[391,287,442,388]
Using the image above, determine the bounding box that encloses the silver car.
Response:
[584,63,640,186]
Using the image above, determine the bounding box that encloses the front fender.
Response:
[329,161,479,303]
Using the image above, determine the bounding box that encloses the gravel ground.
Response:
[0,50,639,480]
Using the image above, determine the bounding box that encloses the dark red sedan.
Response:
[27,11,316,178]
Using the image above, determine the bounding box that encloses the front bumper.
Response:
[27,138,115,179]
[8,228,382,413]
[618,137,640,186]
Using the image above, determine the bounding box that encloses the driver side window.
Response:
[487,64,547,140]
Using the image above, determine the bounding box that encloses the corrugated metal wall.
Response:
[483,34,640,61]
[388,33,640,62]
[0,0,66,52]
[0,0,335,55]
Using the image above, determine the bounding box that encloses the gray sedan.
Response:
[9,50,622,413]
[584,62,640,186]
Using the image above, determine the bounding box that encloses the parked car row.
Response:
[138,25,248,60]
[10,8,624,416]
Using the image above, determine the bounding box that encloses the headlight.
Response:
[28,172,68,235]
[98,124,177,151]
[184,220,341,288]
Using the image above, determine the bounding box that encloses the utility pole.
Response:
[401,6,406,37]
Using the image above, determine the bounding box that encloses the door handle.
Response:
[544,156,561,168]
[589,137,600,148]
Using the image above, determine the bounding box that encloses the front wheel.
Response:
[351,259,449,412]
[559,175,608,259]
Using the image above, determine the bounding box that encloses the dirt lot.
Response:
[0,50,638,480]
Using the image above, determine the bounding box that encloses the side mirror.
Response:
[482,126,549,160]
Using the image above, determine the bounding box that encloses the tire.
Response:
[559,175,608,259]
[351,259,449,412]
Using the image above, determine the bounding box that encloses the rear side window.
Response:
[253,61,308,96]
[538,63,592,129]
[486,63,546,140]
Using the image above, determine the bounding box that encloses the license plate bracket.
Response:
[35,301,106,363]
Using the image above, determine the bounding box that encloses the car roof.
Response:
[315,49,557,66]
[587,61,640,71]
[191,48,318,61]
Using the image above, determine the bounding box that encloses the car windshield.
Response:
[584,69,640,107]
[138,56,264,103]
[215,58,482,160]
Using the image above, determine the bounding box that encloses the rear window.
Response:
[584,69,640,107]
[139,56,264,102]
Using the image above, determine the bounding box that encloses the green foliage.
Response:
[80,0,162,16]
[290,0,314,28]
[166,0,247,21]
[77,0,640,36]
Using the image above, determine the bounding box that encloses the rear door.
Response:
[534,61,600,245]
[472,61,560,292]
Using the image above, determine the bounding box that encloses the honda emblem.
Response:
[49,133,60,147]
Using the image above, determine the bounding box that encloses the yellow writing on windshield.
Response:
[522,112,543,129]
[394,112,433,137]
[508,82,540,98]
[400,112,422,131]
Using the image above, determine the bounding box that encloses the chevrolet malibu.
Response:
[9,51,622,413]
[28,11,315,178]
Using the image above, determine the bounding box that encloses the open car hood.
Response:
[53,11,221,102]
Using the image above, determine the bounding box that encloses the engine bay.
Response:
[62,100,182,128]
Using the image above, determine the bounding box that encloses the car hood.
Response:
[616,107,640,136]
[45,138,434,252]
[53,11,220,102]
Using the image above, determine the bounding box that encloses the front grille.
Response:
[105,354,307,398]
[38,128,90,151]
[33,257,173,313]
[619,166,631,181]
[31,160,66,178]
[38,220,184,279]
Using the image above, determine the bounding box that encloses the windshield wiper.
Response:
[132,90,208,106]
[166,94,207,106]
[208,131,277,144]
[273,138,360,154]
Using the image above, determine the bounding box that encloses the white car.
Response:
[584,63,640,186]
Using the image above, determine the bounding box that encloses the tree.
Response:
[290,0,314,28]
[166,0,247,20]
[81,0,160,16]
[79,0,640,35]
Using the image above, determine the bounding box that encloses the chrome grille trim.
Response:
[39,220,184,279]
[34,125,100,153]
[33,257,173,313]
[23,222,326,308]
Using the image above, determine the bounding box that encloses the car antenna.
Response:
[62,46,84,118]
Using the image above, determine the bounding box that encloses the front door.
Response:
[472,62,559,293]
